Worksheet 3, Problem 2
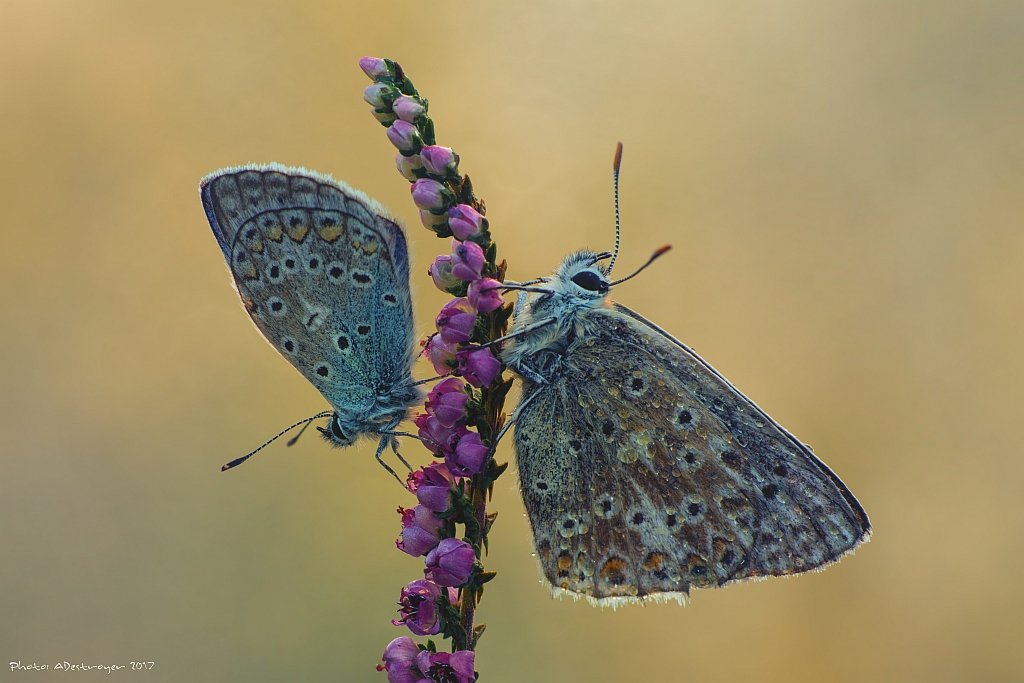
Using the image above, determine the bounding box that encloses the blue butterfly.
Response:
[201,164,421,476]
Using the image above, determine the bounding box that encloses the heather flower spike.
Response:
[361,56,505,672]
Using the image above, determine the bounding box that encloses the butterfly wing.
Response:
[514,303,870,604]
[200,164,416,416]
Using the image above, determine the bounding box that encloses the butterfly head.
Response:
[551,250,614,304]
[317,414,359,447]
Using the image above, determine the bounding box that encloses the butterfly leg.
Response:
[412,373,451,386]
[390,437,413,472]
[372,433,405,485]
[508,358,550,385]
[480,316,557,349]
[503,277,548,287]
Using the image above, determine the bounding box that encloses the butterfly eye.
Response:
[571,270,608,293]
[330,419,348,441]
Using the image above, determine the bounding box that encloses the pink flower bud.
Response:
[406,461,456,511]
[424,538,476,587]
[387,119,423,153]
[423,334,458,375]
[396,153,423,182]
[448,430,488,477]
[379,636,420,680]
[396,505,443,557]
[420,145,459,178]
[450,240,485,281]
[393,95,426,123]
[435,298,477,344]
[363,82,398,109]
[411,178,452,211]
[414,649,476,683]
[425,377,470,428]
[456,346,501,387]
[467,278,504,313]
[447,204,487,240]
[358,56,391,80]
[428,255,460,293]
[392,579,444,636]
[414,413,457,455]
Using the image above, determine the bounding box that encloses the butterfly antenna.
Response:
[607,142,624,276]
[285,417,317,447]
[221,410,332,472]
[608,244,672,287]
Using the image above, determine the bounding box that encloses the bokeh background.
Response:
[2,1,1021,681]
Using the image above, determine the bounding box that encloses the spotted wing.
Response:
[200,164,416,414]
[514,304,870,605]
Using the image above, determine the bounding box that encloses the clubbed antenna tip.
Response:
[608,142,624,275]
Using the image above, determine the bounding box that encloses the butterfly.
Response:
[200,164,421,475]
[501,246,871,605]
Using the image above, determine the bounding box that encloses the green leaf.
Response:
[421,118,436,145]
[489,459,509,480]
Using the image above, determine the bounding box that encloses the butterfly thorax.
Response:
[503,251,612,382]
[323,380,423,446]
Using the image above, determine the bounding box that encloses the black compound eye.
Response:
[571,270,608,292]
[330,419,347,441]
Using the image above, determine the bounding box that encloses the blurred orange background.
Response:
[2,2,1021,681]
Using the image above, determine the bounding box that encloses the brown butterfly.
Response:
[501,156,869,605]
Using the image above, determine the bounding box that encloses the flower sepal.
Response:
[436,590,469,651]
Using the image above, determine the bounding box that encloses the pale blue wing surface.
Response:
[200,164,416,416]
